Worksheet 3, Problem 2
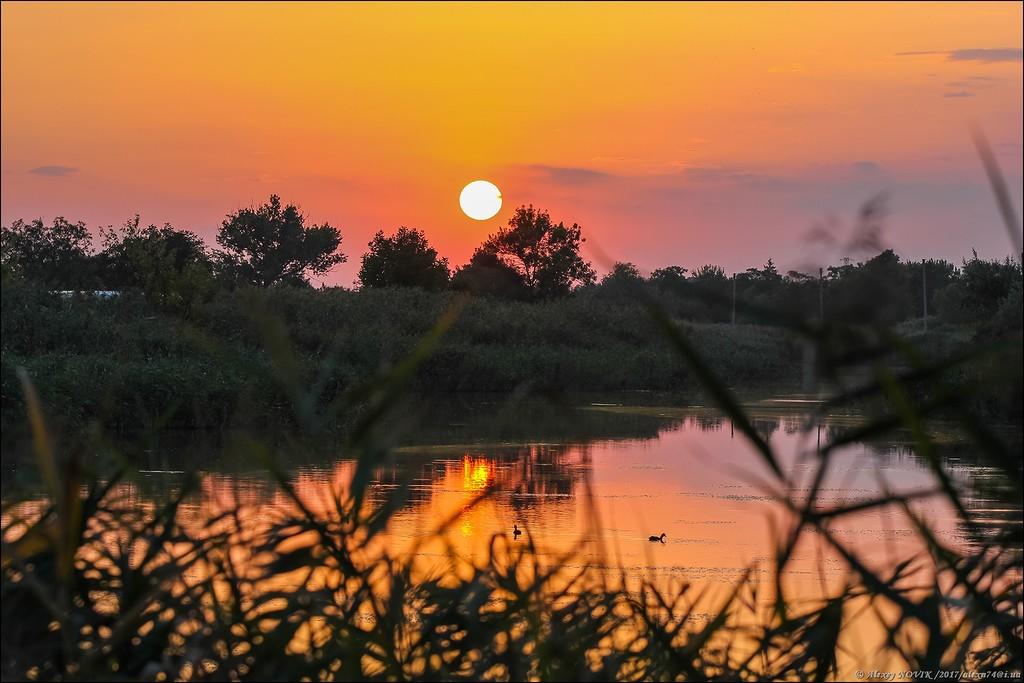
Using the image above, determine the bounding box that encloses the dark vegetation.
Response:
[2,195,1021,431]
[0,282,801,432]
[359,227,450,291]
[215,194,346,288]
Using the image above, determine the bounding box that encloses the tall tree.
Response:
[98,216,214,311]
[958,253,1021,318]
[601,262,643,286]
[687,264,732,323]
[825,249,912,324]
[481,206,595,299]
[451,248,530,300]
[0,217,95,288]
[216,195,345,287]
[358,227,450,290]
[597,261,645,298]
[745,259,782,282]
[649,266,689,296]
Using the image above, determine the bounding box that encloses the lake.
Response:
[7,392,1016,580]
[3,392,1019,676]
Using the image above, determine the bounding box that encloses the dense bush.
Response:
[358,227,450,290]
[97,217,216,314]
[1,282,804,430]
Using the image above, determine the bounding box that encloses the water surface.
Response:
[80,394,1017,588]
[4,393,1019,675]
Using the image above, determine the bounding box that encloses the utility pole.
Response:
[731,274,736,325]
[922,259,928,332]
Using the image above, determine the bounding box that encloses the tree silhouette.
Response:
[216,195,344,287]
[687,264,732,322]
[745,259,782,282]
[98,216,214,311]
[649,266,688,294]
[0,217,94,288]
[690,264,728,284]
[597,262,645,299]
[959,254,1021,317]
[480,205,595,299]
[451,248,530,300]
[358,227,449,290]
[601,261,643,286]
[817,249,910,325]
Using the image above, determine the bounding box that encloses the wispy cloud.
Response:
[527,164,612,185]
[948,48,1023,63]
[852,160,883,175]
[896,48,1023,63]
[29,165,78,176]
[683,167,754,183]
[947,78,994,89]
[942,91,974,98]
[523,162,784,191]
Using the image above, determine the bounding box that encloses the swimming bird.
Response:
[648,532,666,543]
[513,524,522,539]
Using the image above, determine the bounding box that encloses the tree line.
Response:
[2,194,1021,329]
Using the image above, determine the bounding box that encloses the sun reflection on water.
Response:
[461,455,493,492]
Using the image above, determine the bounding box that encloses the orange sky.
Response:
[2,1,1022,284]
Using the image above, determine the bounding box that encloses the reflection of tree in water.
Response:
[27,400,1015,552]
[820,422,864,446]
[406,398,682,447]
[372,442,592,513]
[117,405,800,515]
[505,443,591,511]
[751,417,780,440]
[854,438,1022,550]
[681,412,779,438]
[933,442,1021,550]
[782,414,807,435]
[690,415,725,432]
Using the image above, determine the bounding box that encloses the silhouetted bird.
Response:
[513,524,522,539]
[648,532,666,543]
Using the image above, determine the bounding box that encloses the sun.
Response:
[459,180,502,220]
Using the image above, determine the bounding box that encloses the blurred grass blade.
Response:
[642,297,783,479]
[16,368,58,500]
[972,126,1023,259]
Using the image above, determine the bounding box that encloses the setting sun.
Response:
[459,180,502,220]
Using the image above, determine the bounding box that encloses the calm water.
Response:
[33,393,1013,585]
[4,393,1019,675]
